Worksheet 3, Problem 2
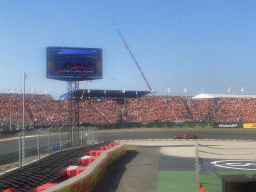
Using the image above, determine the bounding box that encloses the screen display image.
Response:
[46,47,102,81]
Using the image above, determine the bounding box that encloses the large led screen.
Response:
[46,47,102,81]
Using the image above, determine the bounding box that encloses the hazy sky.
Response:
[0,0,255,99]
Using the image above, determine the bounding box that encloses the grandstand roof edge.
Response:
[193,93,256,99]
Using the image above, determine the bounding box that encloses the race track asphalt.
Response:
[1,128,256,191]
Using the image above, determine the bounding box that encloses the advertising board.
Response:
[214,123,242,128]
[243,123,256,129]
[46,47,102,81]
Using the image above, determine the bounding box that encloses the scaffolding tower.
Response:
[67,81,79,125]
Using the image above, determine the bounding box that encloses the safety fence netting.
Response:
[0,126,99,174]
[196,141,256,192]
[0,140,112,192]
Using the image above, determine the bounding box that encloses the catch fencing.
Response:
[0,126,98,174]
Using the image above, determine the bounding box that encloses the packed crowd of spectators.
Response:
[1,93,256,130]
[126,97,189,123]
[215,98,256,122]
[187,98,215,121]
[79,98,120,125]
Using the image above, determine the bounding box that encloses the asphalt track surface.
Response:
[1,127,256,156]
[97,128,256,142]
[2,128,256,191]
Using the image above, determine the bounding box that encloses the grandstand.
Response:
[1,92,256,131]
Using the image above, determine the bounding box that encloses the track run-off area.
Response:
[95,128,256,192]
[2,127,256,192]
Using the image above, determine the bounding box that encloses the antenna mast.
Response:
[113,21,154,96]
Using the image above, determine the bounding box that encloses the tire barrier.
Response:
[0,141,115,192]
[44,142,126,192]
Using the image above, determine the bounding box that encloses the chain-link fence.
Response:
[0,126,98,174]
[196,140,256,192]
[0,131,21,173]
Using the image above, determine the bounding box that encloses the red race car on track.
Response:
[173,134,197,139]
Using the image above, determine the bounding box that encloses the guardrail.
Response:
[0,126,99,174]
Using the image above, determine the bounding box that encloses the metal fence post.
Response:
[96,127,99,143]
[22,130,25,165]
[72,126,75,148]
[81,126,83,147]
[96,127,98,144]
[37,129,40,160]
[19,132,22,167]
[195,141,200,192]
[48,127,50,154]
[93,127,96,144]
[88,127,90,145]
[59,126,62,151]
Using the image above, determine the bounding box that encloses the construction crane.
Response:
[113,21,155,97]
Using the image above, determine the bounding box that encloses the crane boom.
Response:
[113,21,154,95]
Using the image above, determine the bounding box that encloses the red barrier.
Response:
[76,166,87,175]
[66,166,79,177]
[81,156,96,165]
[37,183,56,192]
[89,150,101,157]
[100,146,110,151]
[109,143,116,147]
[88,156,97,164]
[81,155,91,165]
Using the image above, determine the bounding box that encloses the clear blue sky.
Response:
[0,0,255,99]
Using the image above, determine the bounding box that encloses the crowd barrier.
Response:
[43,143,127,192]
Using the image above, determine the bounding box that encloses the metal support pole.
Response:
[22,72,26,165]
[19,132,22,167]
[88,127,90,145]
[48,128,50,154]
[195,141,200,192]
[96,127,98,143]
[9,96,11,131]
[81,126,83,147]
[72,126,74,148]
[60,128,62,151]
[37,129,40,160]
[93,127,96,144]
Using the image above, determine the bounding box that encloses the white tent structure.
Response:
[192,93,256,99]
[192,93,214,99]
